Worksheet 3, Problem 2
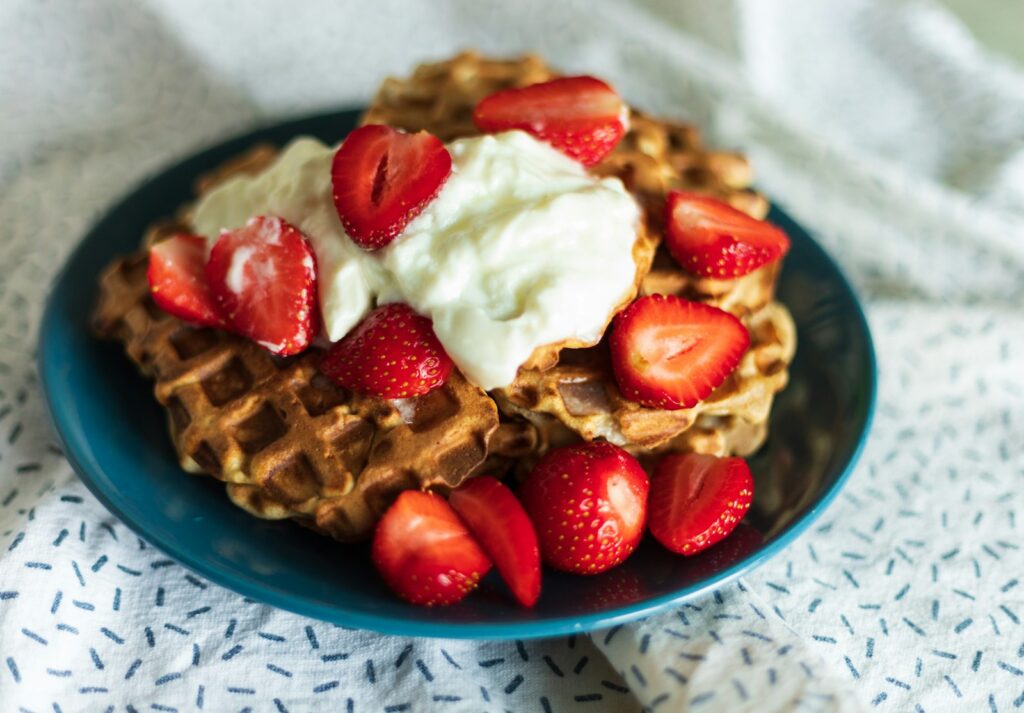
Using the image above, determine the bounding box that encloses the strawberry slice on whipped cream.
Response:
[205,215,318,356]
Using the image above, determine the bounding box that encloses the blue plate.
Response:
[38,109,876,640]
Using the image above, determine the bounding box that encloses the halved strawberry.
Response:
[205,216,318,356]
[371,490,492,606]
[331,124,452,250]
[449,476,541,607]
[319,303,453,398]
[472,76,627,166]
[648,453,754,556]
[609,295,749,410]
[665,191,790,278]
[147,234,226,328]
[518,442,649,575]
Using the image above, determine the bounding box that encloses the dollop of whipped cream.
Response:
[192,131,640,389]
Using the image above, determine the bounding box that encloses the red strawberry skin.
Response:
[449,476,541,607]
[665,191,790,278]
[205,216,318,356]
[371,490,492,607]
[331,124,452,250]
[609,294,749,410]
[519,442,649,575]
[648,453,754,556]
[147,234,227,328]
[472,76,627,166]
[319,303,453,399]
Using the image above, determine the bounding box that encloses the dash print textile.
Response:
[2,0,1023,710]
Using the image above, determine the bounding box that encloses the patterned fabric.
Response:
[2,0,1022,711]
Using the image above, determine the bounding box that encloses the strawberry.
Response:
[319,303,453,398]
[518,442,649,575]
[449,476,541,607]
[648,453,754,556]
[205,216,318,356]
[665,191,790,278]
[331,124,452,250]
[371,490,492,606]
[472,76,627,166]
[609,294,749,410]
[147,234,226,328]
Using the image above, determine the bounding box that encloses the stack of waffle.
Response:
[93,52,795,541]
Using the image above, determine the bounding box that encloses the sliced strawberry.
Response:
[449,476,541,607]
[609,294,749,410]
[518,442,649,575]
[205,216,318,356]
[648,453,754,556]
[147,234,226,328]
[665,191,790,278]
[371,490,492,606]
[331,124,452,250]
[319,303,453,398]
[472,76,627,166]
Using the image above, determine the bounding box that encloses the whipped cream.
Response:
[192,131,641,389]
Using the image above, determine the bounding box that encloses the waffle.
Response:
[362,52,558,143]
[363,52,769,219]
[94,52,795,541]
[495,301,795,452]
[364,52,795,457]
[362,51,772,372]
[93,224,502,542]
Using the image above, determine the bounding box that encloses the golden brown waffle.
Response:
[361,51,772,372]
[94,52,796,542]
[364,52,795,459]
[366,54,658,373]
[362,52,557,142]
[363,52,768,219]
[93,229,501,542]
[495,302,795,452]
[641,251,781,322]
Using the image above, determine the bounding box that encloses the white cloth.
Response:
[1,0,1022,710]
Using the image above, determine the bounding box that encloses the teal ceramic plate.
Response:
[38,109,876,639]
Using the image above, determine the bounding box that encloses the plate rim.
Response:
[37,109,877,640]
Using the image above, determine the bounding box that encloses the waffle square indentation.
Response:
[260,454,318,504]
[235,403,287,454]
[201,357,254,407]
[296,373,347,417]
[407,385,459,434]
[169,327,219,361]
